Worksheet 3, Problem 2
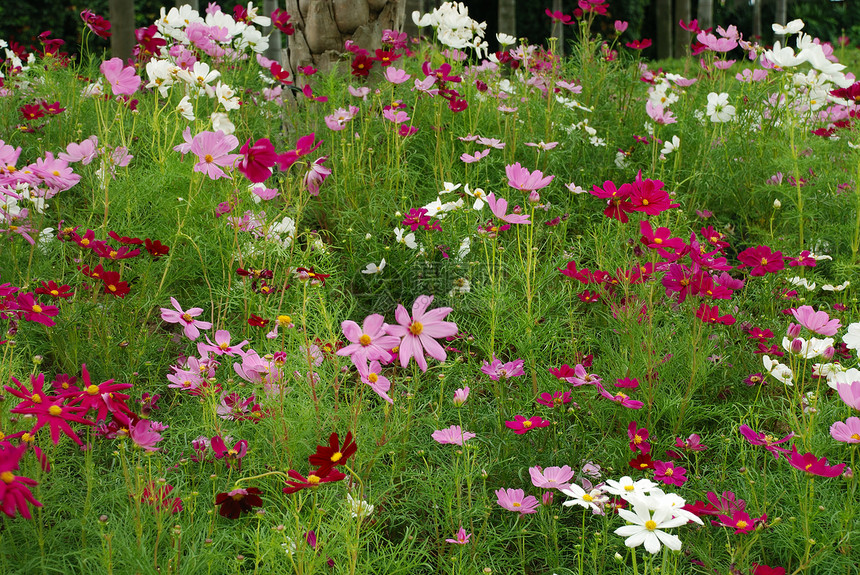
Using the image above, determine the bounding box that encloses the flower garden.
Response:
[1,1,859,574]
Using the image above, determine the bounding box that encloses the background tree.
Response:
[656,0,672,59]
[674,0,690,58]
[108,0,135,62]
[498,0,516,50]
[697,0,714,32]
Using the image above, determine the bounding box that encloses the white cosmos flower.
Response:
[706,92,736,123]
[763,355,794,385]
[822,281,850,292]
[772,19,804,36]
[394,227,417,249]
[347,493,374,519]
[842,323,860,355]
[176,96,195,121]
[602,476,657,499]
[660,135,681,155]
[463,184,487,210]
[496,32,516,46]
[361,258,386,275]
[614,497,689,554]
[561,484,607,513]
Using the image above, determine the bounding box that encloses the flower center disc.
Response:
[409,321,423,335]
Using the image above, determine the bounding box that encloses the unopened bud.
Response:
[787,323,802,338]
[773,199,782,208]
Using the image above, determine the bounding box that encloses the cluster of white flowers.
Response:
[156,3,270,54]
[412,2,488,57]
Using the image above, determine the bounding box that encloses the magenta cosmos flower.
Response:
[738,424,793,459]
[129,420,164,451]
[505,415,551,434]
[480,356,525,380]
[337,313,400,374]
[432,425,475,445]
[737,245,784,276]
[486,193,531,224]
[190,130,241,180]
[790,305,841,336]
[160,297,212,340]
[653,460,688,486]
[786,447,846,477]
[386,295,458,372]
[505,162,554,192]
[495,488,539,515]
[628,421,651,454]
[529,465,574,490]
[445,527,471,544]
[100,57,141,96]
[830,417,860,444]
[237,137,277,183]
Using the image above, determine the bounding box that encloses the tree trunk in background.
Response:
[696,0,713,32]
[753,0,762,41]
[774,0,787,42]
[109,0,135,62]
[263,0,283,63]
[497,0,516,50]
[656,0,672,60]
[285,0,407,74]
[175,0,200,10]
[403,0,425,39]
[673,0,690,58]
[550,0,564,56]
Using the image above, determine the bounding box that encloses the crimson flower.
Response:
[34,281,74,299]
[0,442,43,519]
[282,467,346,494]
[211,435,248,470]
[351,53,373,77]
[271,9,295,35]
[108,231,143,245]
[653,460,687,486]
[215,487,263,519]
[248,314,270,327]
[41,101,65,115]
[639,220,686,259]
[14,292,59,326]
[61,364,133,422]
[786,448,845,477]
[695,303,736,325]
[628,421,650,454]
[238,138,277,183]
[276,133,322,171]
[505,415,551,434]
[716,510,764,534]
[144,238,169,258]
[12,398,93,446]
[626,39,652,50]
[737,245,784,276]
[80,10,112,39]
[142,482,182,513]
[545,8,572,24]
[20,104,45,121]
[308,431,357,471]
[629,453,654,471]
[535,391,571,408]
[102,271,130,298]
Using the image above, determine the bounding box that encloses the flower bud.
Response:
[822,346,835,360]
[528,191,540,203]
[774,199,782,208]
[787,322,802,338]
[791,338,804,354]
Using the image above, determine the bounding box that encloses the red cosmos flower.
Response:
[14,292,60,326]
[639,220,686,259]
[628,421,651,454]
[752,565,786,575]
[142,482,183,514]
[60,363,133,422]
[558,261,594,283]
[695,303,736,325]
[80,9,112,39]
[20,104,45,121]
[626,39,652,50]
[505,415,551,434]
[786,447,846,477]
[301,84,328,103]
[308,431,357,471]
[295,266,330,286]
[247,314,270,328]
[35,280,74,299]
[282,466,346,494]
[629,172,678,215]
[401,208,441,231]
[269,62,292,84]
[738,424,793,459]
[238,138,277,183]
[545,8,572,24]
[578,290,601,303]
[737,245,784,276]
[79,264,106,281]
[108,231,143,245]
[237,268,274,280]
[144,238,169,258]
[93,243,141,260]
[277,133,322,171]
[678,19,700,33]
[72,228,100,250]
[41,101,65,115]
[370,49,401,67]
[716,510,763,534]
[271,9,295,35]
[101,271,130,298]
[215,487,263,519]
[629,453,655,471]
[535,391,572,408]
[11,397,93,446]
[4,372,52,409]
[211,436,248,470]
[351,53,373,77]
[0,442,43,519]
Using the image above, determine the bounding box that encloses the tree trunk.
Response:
[175,0,199,9]
[263,0,283,63]
[550,0,564,56]
[497,0,516,50]
[673,0,690,58]
[774,0,787,41]
[286,0,407,75]
[696,0,713,32]
[752,0,762,41]
[403,0,425,39]
[108,0,136,62]
[656,0,672,60]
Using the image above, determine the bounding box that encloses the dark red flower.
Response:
[20,104,45,121]
[101,271,130,298]
[248,314,270,327]
[80,10,112,39]
[35,280,74,299]
[108,231,143,245]
[351,53,373,77]
[282,467,346,494]
[215,487,263,518]
[308,431,357,471]
[144,238,169,258]
[629,453,654,471]
[271,9,295,35]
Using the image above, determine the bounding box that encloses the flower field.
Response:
[1,2,859,574]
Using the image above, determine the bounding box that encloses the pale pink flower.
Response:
[495,488,539,515]
[830,417,860,443]
[837,381,860,411]
[198,330,248,357]
[529,465,574,490]
[453,387,469,406]
[791,305,841,336]
[445,527,471,544]
[336,313,400,374]
[384,67,411,84]
[646,101,677,125]
[614,20,629,33]
[160,297,212,340]
[486,192,531,224]
[190,130,241,180]
[460,148,490,163]
[348,85,371,99]
[361,360,393,404]
[59,136,99,165]
[386,295,458,371]
[100,57,141,96]
[303,156,331,196]
[477,137,505,149]
[432,425,475,445]
[505,161,554,192]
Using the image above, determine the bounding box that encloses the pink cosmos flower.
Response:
[384,67,411,84]
[480,356,525,380]
[432,425,475,445]
[790,305,841,336]
[486,193,531,224]
[737,246,784,276]
[529,465,574,490]
[361,361,393,404]
[738,424,793,459]
[337,313,400,375]
[445,527,471,544]
[129,420,165,451]
[614,20,629,33]
[160,297,212,340]
[495,488,539,515]
[628,422,651,454]
[830,417,860,443]
[386,295,458,372]
[303,156,331,196]
[453,387,470,406]
[100,57,141,96]
[596,384,644,408]
[190,130,241,180]
[837,381,860,411]
[653,460,687,486]
[461,148,490,163]
[237,138,277,183]
[645,101,677,125]
[505,415,551,434]
[198,330,249,356]
[59,136,99,165]
[786,447,846,477]
[506,162,554,192]
[535,391,571,408]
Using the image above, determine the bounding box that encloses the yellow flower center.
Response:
[181,313,193,322]
[368,373,379,383]
[204,154,214,163]
[1,471,15,484]
[278,315,292,326]
[645,520,657,531]
[50,290,59,296]
[409,321,423,335]
[331,452,342,463]
[81,239,90,246]
[183,381,192,388]
[52,170,60,177]
[307,474,321,485]
[522,420,533,428]
[108,284,117,292]
[634,434,643,444]
[653,237,662,244]
[805,463,813,471]
[359,334,372,346]
[22,433,33,443]
[664,468,674,476]
[32,304,43,313]
[30,394,41,403]
[641,199,649,206]
[49,405,62,416]
[582,493,593,502]
[109,250,117,258]
[760,257,768,265]
[736,520,749,529]
[850,433,860,440]
[624,485,635,491]
[512,502,521,507]
[231,492,245,500]
[86,384,100,395]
